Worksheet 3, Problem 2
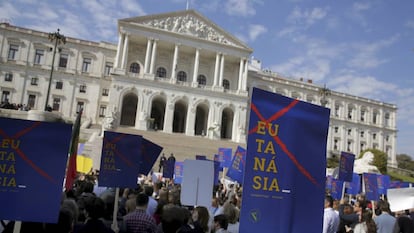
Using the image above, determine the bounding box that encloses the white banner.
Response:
[387,187,414,212]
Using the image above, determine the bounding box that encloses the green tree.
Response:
[397,154,414,171]
[359,149,388,174]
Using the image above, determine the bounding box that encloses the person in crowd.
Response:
[374,200,400,233]
[338,203,358,233]
[191,206,210,233]
[123,192,158,233]
[347,209,376,233]
[168,153,176,163]
[159,153,166,172]
[161,204,187,233]
[323,195,340,233]
[395,210,414,233]
[222,202,239,233]
[74,195,115,233]
[44,207,75,233]
[144,184,158,217]
[212,214,230,233]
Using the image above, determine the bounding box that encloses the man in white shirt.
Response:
[323,195,340,233]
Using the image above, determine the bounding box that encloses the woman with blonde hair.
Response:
[222,202,239,233]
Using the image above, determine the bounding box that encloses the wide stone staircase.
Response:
[80,125,246,171]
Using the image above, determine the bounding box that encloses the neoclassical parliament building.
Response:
[0,10,397,166]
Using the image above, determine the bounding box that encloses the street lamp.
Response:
[44,28,66,111]
[319,84,331,107]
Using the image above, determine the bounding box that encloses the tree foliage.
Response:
[397,154,414,171]
[359,149,388,174]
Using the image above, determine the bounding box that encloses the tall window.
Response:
[347,141,352,152]
[348,107,353,119]
[223,79,230,90]
[59,53,68,68]
[34,49,44,64]
[335,104,340,117]
[177,71,187,82]
[104,62,113,76]
[129,62,140,73]
[102,88,109,96]
[1,91,10,102]
[99,105,107,117]
[52,98,61,111]
[197,75,206,87]
[79,85,87,93]
[76,101,84,113]
[384,113,390,127]
[55,81,63,89]
[8,44,18,60]
[334,139,339,151]
[5,73,13,82]
[360,109,365,122]
[30,77,38,86]
[372,111,378,124]
[82,58,91,72]
[156,67,167,78]
[360,131,364,138]
[27,94,36,108]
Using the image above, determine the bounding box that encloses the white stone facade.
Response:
[0,10,397,166]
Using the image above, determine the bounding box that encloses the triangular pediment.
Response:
[120,10,251,51]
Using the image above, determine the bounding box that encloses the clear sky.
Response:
[1,0,413,157]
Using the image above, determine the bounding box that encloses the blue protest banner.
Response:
[99,131,142,188]
[325,175,333,191]
[218,148,232,168]
[346,173,361,195]
[139,138,162,175]
[226,146,246,183]
[239,88,330,233]
[377,174,390,195]
[338,152,355,182]
[174,162,184,184]
[389,180,410,189]
[163,158,175,179]
[0,118,72,223]
[363,173,379,201]
[331,179,344,200]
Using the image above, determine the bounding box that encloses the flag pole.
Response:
[64,109,82,191]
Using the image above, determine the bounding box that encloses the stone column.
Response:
[120,34,129,69]
[213,53,220,86]
[149,39,157,74]
[114,32,124,68]
[163,100,174,133]
[185,104,195,136]
[144,38,152,74]
[219,54,225,87]
[238,58,244,91]
[243,59,248,90]
[192,48,200,87]
[171,44,179,82]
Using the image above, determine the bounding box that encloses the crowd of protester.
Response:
[1,166,414,233]
[0,99,31,111]
[323,192,414,233]
[1,170,242,233]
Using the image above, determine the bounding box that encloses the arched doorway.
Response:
[150,97,166,130]
[173,100,187,133]
[120,93,138,126]
[194,104,209,136]
[221,107,234,139]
